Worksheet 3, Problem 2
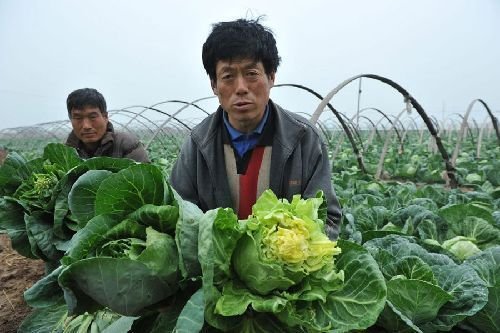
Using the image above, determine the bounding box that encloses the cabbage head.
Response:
[56,164,203,316]
[233,190,341,295]
[197,190,386,333]
[442,236,481,260]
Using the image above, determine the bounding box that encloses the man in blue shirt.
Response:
[170,18,342,239]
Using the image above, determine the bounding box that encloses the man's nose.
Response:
[235,75,248,94]
[81,117,93,128]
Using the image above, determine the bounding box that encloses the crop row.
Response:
[0,142,498,332]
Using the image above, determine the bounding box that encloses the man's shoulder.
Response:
[272,102,320,137]
[112,131,141,149]
[192,111,218,131]
[190,110,221,143]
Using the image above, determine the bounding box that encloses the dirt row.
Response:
[0,234,45,333]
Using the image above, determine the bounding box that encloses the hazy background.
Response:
[1,0,499,129]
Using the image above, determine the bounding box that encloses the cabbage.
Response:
[442,236,481,260]
[199,190,387,332]
[465,173,483,184]
[233,190,341,295]
[400,163,417,177]
[53,164,202,316]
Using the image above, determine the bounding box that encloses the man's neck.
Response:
[233,120,259,134]
[82,141,99,155]
[224,105,270,135]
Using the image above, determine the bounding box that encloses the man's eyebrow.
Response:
[243,61,259,69]
[218,65,235,72]
[218,60,260,71]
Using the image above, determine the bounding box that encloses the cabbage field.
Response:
[0,78,499,332]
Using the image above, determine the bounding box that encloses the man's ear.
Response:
[269,72,276,87]
[102,111,109,119]
[211,80,218,95]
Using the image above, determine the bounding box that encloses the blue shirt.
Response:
[223,105,269,157]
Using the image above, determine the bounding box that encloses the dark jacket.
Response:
[169,100,342,239]
[66,122,150,163]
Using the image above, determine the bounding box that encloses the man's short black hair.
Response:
[202,17,281,81]
[66,88,107,116]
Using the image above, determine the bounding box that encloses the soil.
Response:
[0,148,7,165]
[0,234,45,333]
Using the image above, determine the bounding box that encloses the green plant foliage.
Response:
[198,191,386,332]
[364,235,488,332]
[462,246,500,333]
[1,134,498,332]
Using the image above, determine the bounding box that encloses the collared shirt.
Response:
[223,105,270,158]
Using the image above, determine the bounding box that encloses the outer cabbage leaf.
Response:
[173,288,205,333]
[390,205,447,242]
[380,300,423,333]
[42,143,82,172]
[407,197,439,211]
[59,254,179,316]
[439,203,494,226]
[493,211,500,228]
[350,193,384,207]
[25,210,62,262]
[421,263,488,332]
[59,209,181,315]
[362,229,405,243]
[485,161,500,186]
[364,235,455,269]
[68,169,113,226]
[20,301,136,333]
[173,189,203,280]
[230,313,299,333]
[52,156,136,236]
[128,204,179,234]
[0,197,35,258]
[62,214,122,265]
[463,246,500,333]
[446,216,500,250]
[95,164,167,218]
[17,301,68,333]
[377,279,452,331]
[414,184,448,207]
[382,256,437,284]
[0,151,31,195]
[24,266,65,308]
[275,240,386,332]
[198,208,244,331]
[139,288,205,333]
[359,205,390,231]
[364,235,488,332]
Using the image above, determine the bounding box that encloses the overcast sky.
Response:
[1,0,499,129]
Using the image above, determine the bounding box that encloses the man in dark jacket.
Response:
[65,88,150,163]
[169,18,342,239]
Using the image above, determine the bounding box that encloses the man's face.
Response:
[70,106,108,147]
[212,58,275,133]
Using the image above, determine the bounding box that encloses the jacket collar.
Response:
[191,100,305,153]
